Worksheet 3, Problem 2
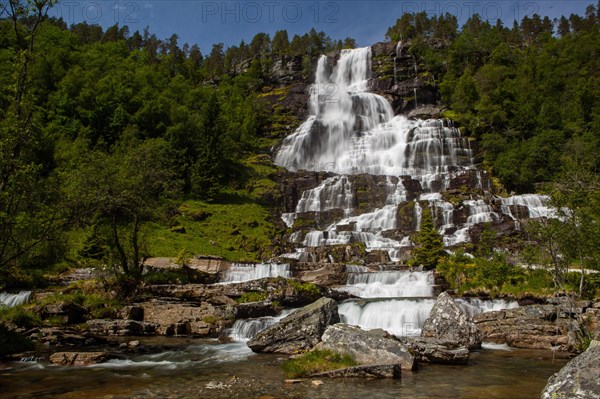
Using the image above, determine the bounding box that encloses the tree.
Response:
[410,207,445,269]
[0,0,60,286]
[64,139,179,293]
[271,30,289,55]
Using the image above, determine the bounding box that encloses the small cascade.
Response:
[393,40,402,85]
[227,309,295,342]
[413,57,418,108]
[220,263,291,283]
[465,199,498,224]
[500,194,554,219]
[339,298,434,336]
[339,270,434,298]
[0,291,31,308]
[456,298,519,319]
[339,297,519,337]
[414,201,423,231]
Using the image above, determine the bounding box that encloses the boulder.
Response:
[49,351,117,366]
[400,337,469,365]
[118,306,144,321]
[421,292,482,350]
[540,343,600,399]
[247,297,339,354]
[314,324,416,371]
[311,363,401,379]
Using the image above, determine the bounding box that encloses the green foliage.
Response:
[288,280,321,300]
[143,267,213,285]
[282,349,358,378]
[236,291,268,303]
[387,10,600,192]
[0,306,43,329]
[410,207,445,269]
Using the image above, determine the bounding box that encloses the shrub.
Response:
[236,291,268,303]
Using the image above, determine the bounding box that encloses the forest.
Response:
[0,0,599,298]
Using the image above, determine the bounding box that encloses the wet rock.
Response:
[118,306,144,322]
[298,264,347,286]
[421,292,482,350]
[86,319,157,336]
[42,301,87,324]
[247,297,339,354]
[314,324,416,371]
[311,363,401,379]
[400,337,469,365]
[49,351,117,366]
[540,342,600,399]
[407,105,443,119]
[474,304,576,351]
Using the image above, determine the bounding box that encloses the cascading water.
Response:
[227,309,296,342]
[276,46,560,257]
[339,270,434,298]
[220,263,291,283]
[337,268,519,337]
[0,291,31,308]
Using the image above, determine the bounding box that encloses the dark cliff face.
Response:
[369,40,441,116]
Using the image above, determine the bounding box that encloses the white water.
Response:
[339,297,519,337]
[227,309,296,342]
[339,299,434,336]
[220,263,291,283]
[0,291,31,308]
[339,270,434,298]
[276,47,560,257]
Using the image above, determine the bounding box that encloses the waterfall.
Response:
[339,297,519,337]
[339,270,434,298]
[394,40,402,85]
[276,46,558,257]
[0,291,31,308]
[220,263,291,283]
[228,309,296,342]
[500,194,555,219]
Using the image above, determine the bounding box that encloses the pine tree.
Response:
[410,207,445,269]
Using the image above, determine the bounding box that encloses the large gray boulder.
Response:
[247,297,339,354]
[314,323,416,371]
[421,292,482,350]
[400,337,470,365]
[540,342,600,399]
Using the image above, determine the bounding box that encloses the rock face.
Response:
[140,301,234,336]
[143,278,334,307]
[311,363,401,379]
[247,297,339,354]
[540,342,600,399]
[49,352,117,366]
[421,292,482,350]
[314,324,416,371]
[474,297,598,351]
[86,319,157,336]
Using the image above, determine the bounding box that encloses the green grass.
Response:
[282,350,358,378]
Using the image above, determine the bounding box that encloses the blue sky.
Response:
[48,1,595,52]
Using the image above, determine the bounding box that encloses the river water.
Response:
[1,339,567,399]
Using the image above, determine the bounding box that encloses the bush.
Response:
[282,350,358,378]
[0,306,42,329]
